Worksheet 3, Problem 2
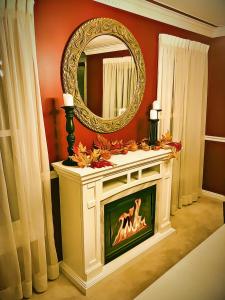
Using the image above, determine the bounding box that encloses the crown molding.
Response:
[84,43,127,55]
[84,34,128,55]
[94,0,224,38]
[213,26,225,38]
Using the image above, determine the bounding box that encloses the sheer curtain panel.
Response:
[102,56,137,118]
[157,34,209,214]
[0,1,59,299]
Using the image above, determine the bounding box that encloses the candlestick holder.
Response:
[62,106,77,166]
[149,119,159,146]
[149,104,162,146]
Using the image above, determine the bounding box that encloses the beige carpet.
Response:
[33,196,223,300]
[135,224,225,300]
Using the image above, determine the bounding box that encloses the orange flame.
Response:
[113,198,147,246]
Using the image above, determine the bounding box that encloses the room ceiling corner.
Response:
[94,0,225,37]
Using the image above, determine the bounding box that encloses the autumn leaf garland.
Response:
[159,132,182,158]
[70,133,182,168]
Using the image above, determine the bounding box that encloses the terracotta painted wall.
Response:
[34,0,211,164]
[203,37,225,195]
[86,52,103,117]
[203,141,225,195]
[206,37,225,137]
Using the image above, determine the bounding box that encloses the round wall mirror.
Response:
[62,18,145,133]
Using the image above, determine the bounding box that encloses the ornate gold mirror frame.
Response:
[61,18,146,133]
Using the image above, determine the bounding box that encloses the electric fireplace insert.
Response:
[104,185,156,263]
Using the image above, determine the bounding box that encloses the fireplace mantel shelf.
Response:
[52,149,175,294]
[52,148,171,181]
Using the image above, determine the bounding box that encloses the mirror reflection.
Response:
[77,35,137,118]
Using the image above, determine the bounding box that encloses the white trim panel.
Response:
[202,189,225,202]
[213,26,225,38]
[205,135,225,143]
[94,0,223,38]
[84,43,127,55]
[60,228,175,293]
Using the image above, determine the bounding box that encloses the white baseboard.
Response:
[201,189,225,202]
[60,262,87,294]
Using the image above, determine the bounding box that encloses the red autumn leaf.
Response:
[167,142,182,152]
[90,160,114,168]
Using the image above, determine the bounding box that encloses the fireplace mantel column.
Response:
[157,159,173,233]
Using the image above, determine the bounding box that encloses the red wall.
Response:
[203,37,225,195]
[34,0,211,163]
[203,141,225,195]
[206,37,225,137]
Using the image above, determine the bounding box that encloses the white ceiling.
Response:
[153,0,225,26]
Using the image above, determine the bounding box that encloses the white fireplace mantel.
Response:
[52,149,175,294]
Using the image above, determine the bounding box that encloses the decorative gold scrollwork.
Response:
[62,18,146,133]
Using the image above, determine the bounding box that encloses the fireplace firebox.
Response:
[104,185,156,263]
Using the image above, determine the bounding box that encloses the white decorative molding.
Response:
[94,0,224,38]
[84,43,127,55]
[84,34,128,55]
[60,228,175,293]
[202,189,225,202]
[205,135,225,143]
[60,262,87,294]
[88,228,175,287]
[213,26,225,38]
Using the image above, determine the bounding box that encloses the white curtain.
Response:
[102,56,137,118]
[157,34,209,214]
[0,1,59,299]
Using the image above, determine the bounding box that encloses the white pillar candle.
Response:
[152,100,161,110]
[63,93,74,106]
[150,109,158,120]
